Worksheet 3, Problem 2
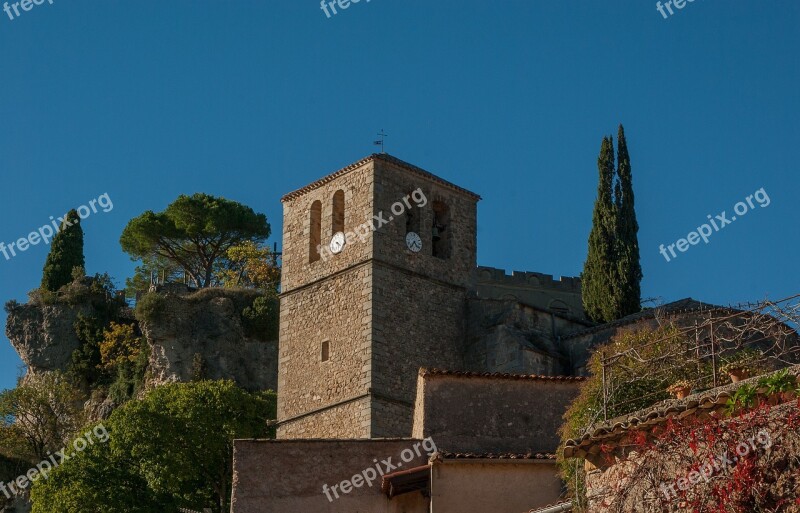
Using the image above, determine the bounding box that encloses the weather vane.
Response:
[373,129,388,154]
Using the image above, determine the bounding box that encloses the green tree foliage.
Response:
[582,137,618,322]
[582,127,643,322]
[125,254,186,296]
[29,433,170,513]
[30,381,277,513]
[100,322,150,404]
[241,293,280,341]
[614,125,642,317]
[0,373,86,462]
[220,241,281,291]
[120,194,271,288]
[68,314,107,389]
[41,210,85,292]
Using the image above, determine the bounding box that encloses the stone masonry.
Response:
[277,154,480,438]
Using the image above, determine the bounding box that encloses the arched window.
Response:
[405,192,421,235]
[549,300,571,315]
[332,190,345,235]
[309,200,322,263]
[432,201,451,259]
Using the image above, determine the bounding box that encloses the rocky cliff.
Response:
[139,288,278,392]
[6,302,91,376]
[5,287,278,393]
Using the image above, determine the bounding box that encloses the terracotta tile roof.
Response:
[281,153,482,202]
[436,451,557,460]
[563,365,800,459]
[561,298,732,340]
[419,368,587,382]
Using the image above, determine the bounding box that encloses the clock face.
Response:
[330,232,346,254]
[406,232,422,253]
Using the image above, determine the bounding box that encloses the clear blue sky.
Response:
[1,1,798,391]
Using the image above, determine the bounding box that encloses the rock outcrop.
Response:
[141,289,278,392]
[5,302,92,376]
[5,288,278,393]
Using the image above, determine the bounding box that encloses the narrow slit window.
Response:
[309,200,322,263]
[321,340,330,362]
[432,201,451,259]
[332,190,345,235]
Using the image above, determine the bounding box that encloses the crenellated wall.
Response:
[475,266,584,318]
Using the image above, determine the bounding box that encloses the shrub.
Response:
[99,323,143,369]
[67,315,106,388]
[559,324,698,511]
[134,293,166,324]
[241,295,279,341]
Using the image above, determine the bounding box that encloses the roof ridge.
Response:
[281,153,481,202]
[418,368,586,381]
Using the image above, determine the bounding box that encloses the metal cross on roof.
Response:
[373,129,388,153]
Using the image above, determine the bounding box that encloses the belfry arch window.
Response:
[405,192,421,235]
[332,190,345,235]
[432,201,451,259]
[309,200,322,263]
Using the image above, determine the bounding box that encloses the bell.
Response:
[432,225,441,241]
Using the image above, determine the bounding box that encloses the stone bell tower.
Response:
[276,153,479,439]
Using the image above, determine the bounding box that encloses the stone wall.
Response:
[582,400,800,513]
[230,439,430,513]
[371,157,478,289]
[466,299,590,375]
[371,263,468,436]
[412,370,585,453]
[476,266,584,318]
[280,159,375,292]
[277,154,479,439]
[277,265,372,438]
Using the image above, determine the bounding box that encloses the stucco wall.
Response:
[431,461,562,513]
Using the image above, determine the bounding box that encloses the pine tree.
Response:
[614,124,643,317]
[582,137,618,323]
[41,209,85,292]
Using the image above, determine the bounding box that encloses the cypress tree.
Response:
[41,209,85,292]
[614,124,642,317]
[582,137,618,323]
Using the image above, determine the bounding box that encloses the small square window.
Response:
[321,340,330,362]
